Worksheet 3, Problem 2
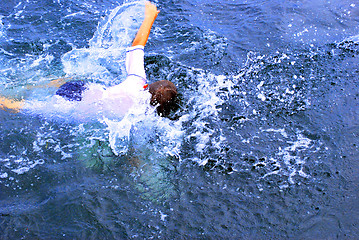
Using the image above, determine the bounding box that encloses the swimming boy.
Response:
[0,1,177,119]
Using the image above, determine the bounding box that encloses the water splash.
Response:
[2,0,354,192]
[61,1,145,84]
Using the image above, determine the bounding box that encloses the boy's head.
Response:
[148,80,178,117]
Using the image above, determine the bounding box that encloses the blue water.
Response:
[1,0,359,239]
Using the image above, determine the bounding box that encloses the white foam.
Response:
[0,172,8,179]
[11,159,45,175]
[262,128,288,138]
[342,34,359,43]
[276,132,314,184]
[182,71,236,165]
[257,128,322,186]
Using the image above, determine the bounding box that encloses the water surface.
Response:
[0,0,358,239]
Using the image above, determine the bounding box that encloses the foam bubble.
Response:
[263,130,319,185]
[11,159,44,175]
[4,158,45,175]
[0,172,8,179]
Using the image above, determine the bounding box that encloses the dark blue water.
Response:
[1,0,359,239]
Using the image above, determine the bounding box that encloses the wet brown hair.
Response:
[148,80,178,117]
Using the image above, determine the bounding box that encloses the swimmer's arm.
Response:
[26,77,69,90]
[132,1,159,47]
[0,96,24,113]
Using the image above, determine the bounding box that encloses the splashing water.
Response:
[0,0,343,189]
[61,1,145,84]
[1,0,359,238]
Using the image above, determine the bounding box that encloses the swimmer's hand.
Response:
[132,1,159,47]
[145,1,160,20]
